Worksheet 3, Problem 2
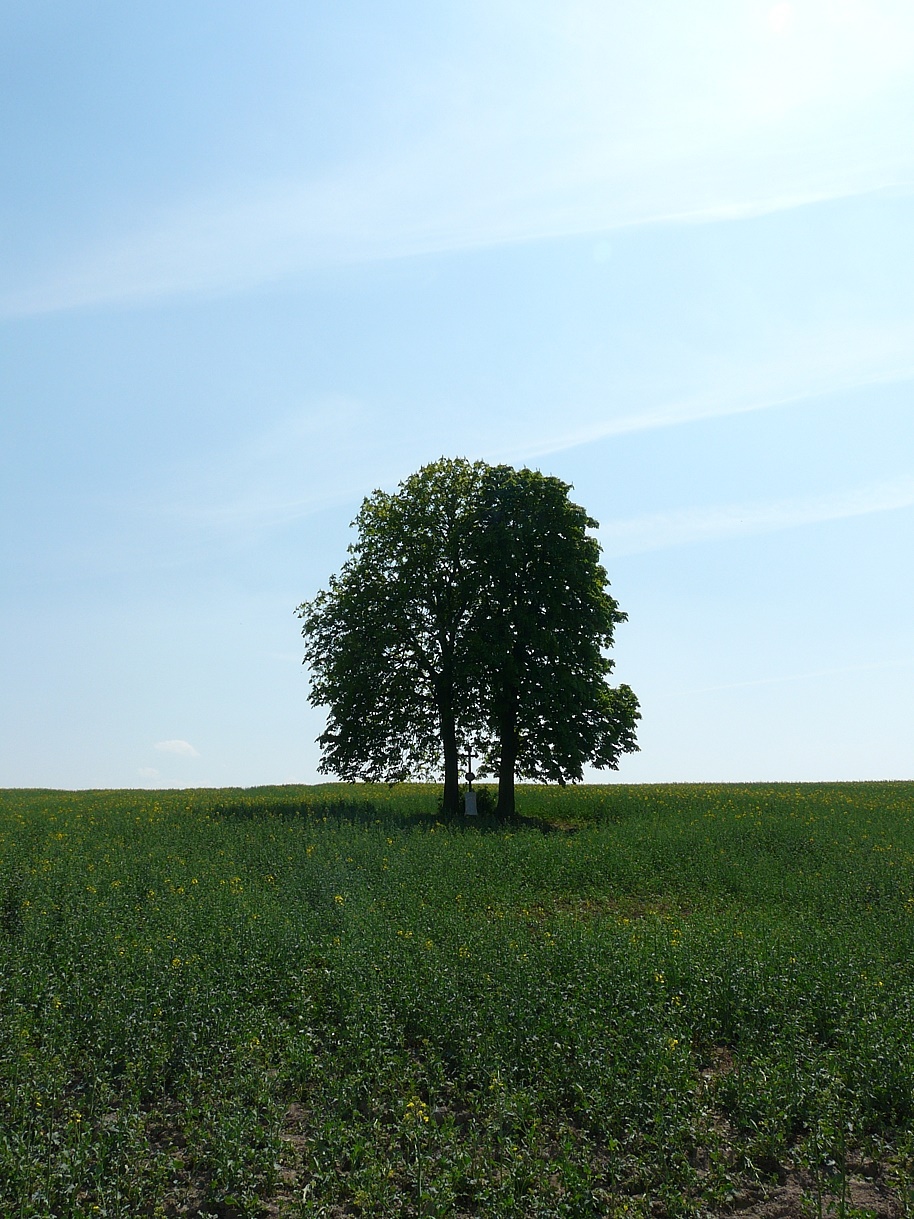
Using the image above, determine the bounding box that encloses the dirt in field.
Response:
[719,1165,900,1218]
[262,1101,311,1218]
[173,1089,910,1219]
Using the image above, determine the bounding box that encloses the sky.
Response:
[1,0,913,789]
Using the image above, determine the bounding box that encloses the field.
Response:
[3,782,914,1219]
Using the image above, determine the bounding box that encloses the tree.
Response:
[469,464,639,815]
[298,457,640,816]
[297,458,488,815]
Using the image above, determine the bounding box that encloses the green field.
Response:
[3,782,914,1218]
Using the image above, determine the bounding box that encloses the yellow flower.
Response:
[404,1097,429,1124]
[334,894,344,904]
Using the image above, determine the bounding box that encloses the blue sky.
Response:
[1,0,912,788]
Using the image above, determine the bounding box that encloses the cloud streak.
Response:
[671,657,914,697]
[129,319,914,541]
[144,396,393,533]
[3,1,914,316]
[600,476,914,557]
[3,160,908,320]
[515,321,914,462]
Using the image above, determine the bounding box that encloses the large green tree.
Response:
[297,458,488,815]
[470,464,639,815]
[298,457,639,815]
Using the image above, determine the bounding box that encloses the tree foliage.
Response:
[471,464,639,813]
[298,457,639,815]
[298,459,488,812]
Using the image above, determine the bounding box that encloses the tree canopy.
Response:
[297,457,639,815]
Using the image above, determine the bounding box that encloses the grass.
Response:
[2,781,914,1217]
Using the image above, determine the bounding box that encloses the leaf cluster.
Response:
[470,463,638,783]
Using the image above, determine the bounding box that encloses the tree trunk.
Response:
[495,695,518,818]
[441,706,461,816]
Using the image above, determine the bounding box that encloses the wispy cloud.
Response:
[154,739,199,757]
[600,476,914,557]
[3,1,913,315]
[513,321,914,462]
[3,163,908,321]
[134,318,914,541]
[145,396,395,533]
[138,766,160,779]
[671,657,914,697]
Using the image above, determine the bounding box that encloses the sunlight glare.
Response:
[768,3,795,35]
